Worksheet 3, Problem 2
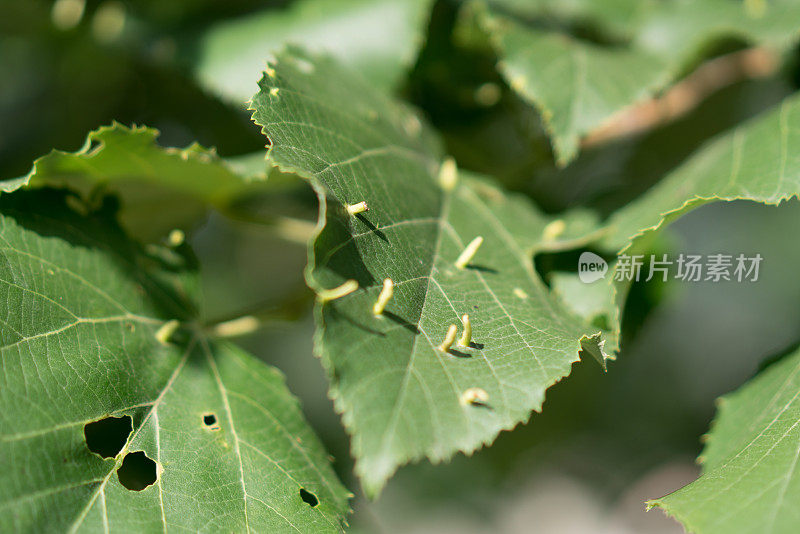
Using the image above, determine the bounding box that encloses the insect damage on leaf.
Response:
[84,416,133,459]
[117,451,159,491]
[203,413,221,431]
[300,488,319,508]
[250,46,610,497]
[0,189,350,532]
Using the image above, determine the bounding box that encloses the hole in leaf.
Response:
[299,488,318,508]
[117,451,158,491]
[84,415,133,458]
[202,412,221,431]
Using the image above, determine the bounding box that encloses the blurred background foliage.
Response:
[3,0,800,532]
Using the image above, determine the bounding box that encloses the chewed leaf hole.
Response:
[84,415,133,458]
[117,451,158,491]
[299,488,319,507]
[203,413,220,430]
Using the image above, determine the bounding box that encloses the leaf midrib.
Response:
[375,181,467,463]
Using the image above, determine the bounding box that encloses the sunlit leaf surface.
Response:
[0,189,349,532]
[250,47,608,496]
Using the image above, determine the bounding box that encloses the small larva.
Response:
[460,387,489,406]
[346,201,369,216]
[438,157,458,191]
[457,314,472,347]
[438,324,458,353]
[317,279,359,302]
[372,278,394,316]
[455,236,484,270]
[542,219,566,241]
[167,228,185,247]
[155,320,179,346]
[404,115,422,137]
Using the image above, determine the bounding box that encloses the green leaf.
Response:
[481,0,644,38]
[632,0,800,62]
[0,189,349,532]
[587,92,800,362]
[604,92,800,252]
[9,122,264,193]
[470,0,800,165]
[250,46,608,496]
[576,93,800,534]
[4,123,266,242]
[649,344,800,534]
[549,271,614,331]
[193,0,433,104]
[469,2,666,167]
